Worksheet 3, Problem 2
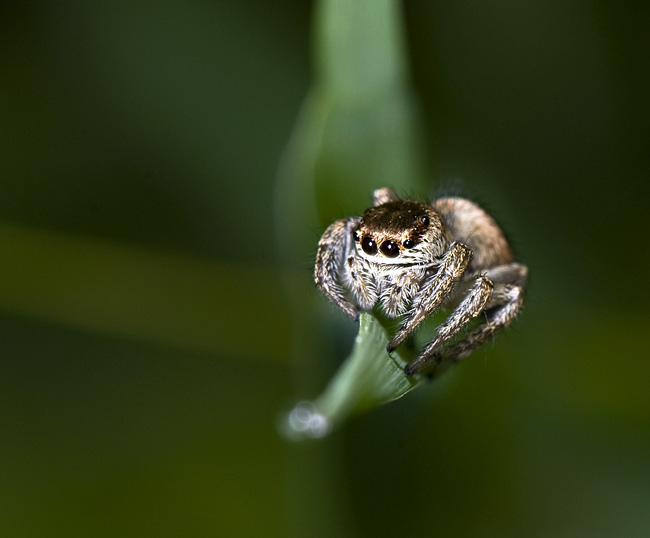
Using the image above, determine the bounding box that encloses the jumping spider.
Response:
[315,188,527,376]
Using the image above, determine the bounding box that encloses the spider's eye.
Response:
[361,236,378,255]
[380,240,400,258]
[402,239,415,249]
[420,215,430,226]
[353,230,360,241]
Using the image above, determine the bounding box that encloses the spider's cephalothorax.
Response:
[315,188,528,376]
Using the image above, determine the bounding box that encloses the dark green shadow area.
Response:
[0,314,291,538]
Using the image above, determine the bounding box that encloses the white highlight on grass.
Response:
[285,401,330,439]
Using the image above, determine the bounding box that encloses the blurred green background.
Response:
[1,1,649,537]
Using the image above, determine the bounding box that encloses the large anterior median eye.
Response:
[361,236,378,255]
[380,240,399,258]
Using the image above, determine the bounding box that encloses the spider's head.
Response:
[354,200,447,263]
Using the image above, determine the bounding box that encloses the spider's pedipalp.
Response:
[379,267,426,318]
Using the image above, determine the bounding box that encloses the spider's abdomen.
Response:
[434,197,514,271]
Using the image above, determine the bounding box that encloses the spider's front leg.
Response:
[432,263,527,364]
[314,217,360,320]
[403,274,494,375]
[387,241,472,353]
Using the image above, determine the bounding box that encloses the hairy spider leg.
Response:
[480,262,528,288]
[423,262,527,367]
[404,274,494,375]
[433,282,524,365]
[387,241,472,353]
[314,218,360,320]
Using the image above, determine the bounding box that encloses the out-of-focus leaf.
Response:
[276,0,431,437]
[0,223,289,361]
[281,313,425,440]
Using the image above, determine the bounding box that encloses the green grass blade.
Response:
[277,0,431,438]
[281,313,424,439]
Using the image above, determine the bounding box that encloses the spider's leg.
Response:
[406,262,527,374]
[481,262,528,288]
[433,281,524,364]
[404,274,493,375]
[372,187,399,206]
[314,218,360,320]
[387,241,472,353]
